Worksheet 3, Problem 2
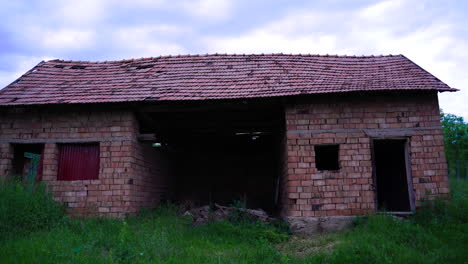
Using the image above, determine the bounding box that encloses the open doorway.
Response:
[372,139,414,213]
[12,144,44,182]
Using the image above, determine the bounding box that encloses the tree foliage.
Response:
[440,109,468,176]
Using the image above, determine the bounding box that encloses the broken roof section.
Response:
[0,54,457,106]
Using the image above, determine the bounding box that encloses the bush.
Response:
[0,178,66,239]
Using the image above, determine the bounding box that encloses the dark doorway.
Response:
[12,144,44,182]
[372,139,413,212]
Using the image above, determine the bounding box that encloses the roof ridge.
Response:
[47,53,404,64]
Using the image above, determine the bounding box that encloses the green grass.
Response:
[0,178,466,264]
[0,179,66,239]
[0,210,288,264]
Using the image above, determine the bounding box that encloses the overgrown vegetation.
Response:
[0,178,66,239]
[0,197,289,263]
[0,177,466,263]
[440,109,468,177]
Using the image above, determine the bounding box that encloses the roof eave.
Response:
[438,87,459,92]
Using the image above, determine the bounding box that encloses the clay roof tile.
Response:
[0,54,457,106]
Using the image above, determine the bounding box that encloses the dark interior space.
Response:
[11,143,44,182]
[373,139,411,212]
[137,104,284,214]
[314,144,340,171]
[170,133,280,212]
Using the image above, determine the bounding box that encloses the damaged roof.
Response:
[0,54,457,106]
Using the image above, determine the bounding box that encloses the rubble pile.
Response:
[182,203,270,226]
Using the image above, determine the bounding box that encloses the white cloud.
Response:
[180,0,234,21]
[115,0,166,6]
[56,0,107,25]
[112,25,187,58]
[359,0,406,21]
[205,30,346,55]
[17,25,97,51]
[117,25,188,36]
[40,28,96,50]
[56,0,235,21]
[0,56,55,89]
[203,0,468,118]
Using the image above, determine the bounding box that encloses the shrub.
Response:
[0,178,66,239]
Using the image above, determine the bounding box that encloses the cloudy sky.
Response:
[0,0,466,118]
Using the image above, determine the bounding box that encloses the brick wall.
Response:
[129,142,172,212]
[0,92,450,218]
[0,109,134,216]
[282,92,449,217]
[0,108,173,217]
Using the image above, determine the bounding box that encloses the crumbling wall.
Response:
[282,92,449,218]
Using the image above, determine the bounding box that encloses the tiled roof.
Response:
[0,54,457,106]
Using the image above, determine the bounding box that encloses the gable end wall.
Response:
[282,92,450,218]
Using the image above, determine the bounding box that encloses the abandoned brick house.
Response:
[0,54,457,225]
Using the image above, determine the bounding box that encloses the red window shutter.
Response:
[57,144,100,181]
